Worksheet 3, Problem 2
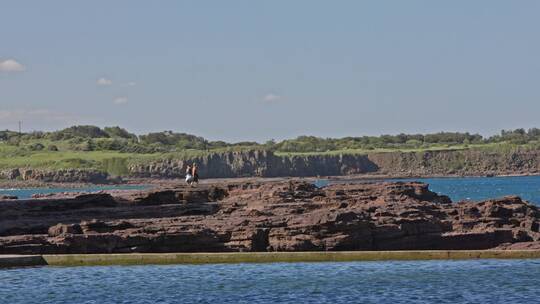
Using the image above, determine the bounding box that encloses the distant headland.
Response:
[1,125,540,184]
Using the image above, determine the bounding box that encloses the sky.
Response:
[1,1,539,142]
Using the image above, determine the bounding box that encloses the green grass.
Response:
[0,150,130,170]
[274,142,531,157]
[275,144,469,157]
[0,143,258,172]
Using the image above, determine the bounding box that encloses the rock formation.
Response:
[128,148,540,178]
[0,168,110,184]
[0,195,17,200]
[1,180,539,254]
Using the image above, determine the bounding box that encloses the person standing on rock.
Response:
[185,165,194,185]
[192,163,199,186]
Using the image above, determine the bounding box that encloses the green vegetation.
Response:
[1,125,540,171]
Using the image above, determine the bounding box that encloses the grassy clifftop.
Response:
[1,141,538,177]
[2,125,540,176]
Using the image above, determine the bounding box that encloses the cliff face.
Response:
[3,148,540,183]
[129,148,540,179]
[0,168,109,184]
[128,151,379,178]
[367,149,540,176]
[1,181,539,254]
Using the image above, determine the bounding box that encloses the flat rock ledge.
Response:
[1,180,540,254]
[4,250,540,268]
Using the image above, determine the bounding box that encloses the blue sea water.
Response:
[1,259,540,304]
[0,185,148,199]
[397,175,540,204]
[3,175,540,203]
[314,175,540,204]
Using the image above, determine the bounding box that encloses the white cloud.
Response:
[263,93,282,102]
[0,59,26,72]
[123,82,136,87]
[97,77,113,86]
[113,96,128,104]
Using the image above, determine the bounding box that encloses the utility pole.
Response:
[17,121,22,146]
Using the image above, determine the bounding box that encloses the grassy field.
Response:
[0,142,258,172]
[273,142,512,156]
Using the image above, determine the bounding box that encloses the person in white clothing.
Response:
[185,165,194,185]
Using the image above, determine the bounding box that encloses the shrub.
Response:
[28,143,45,151]
[47,125,110,140]
[104,126,137,140]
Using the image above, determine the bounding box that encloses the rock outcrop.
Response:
[1,180,539,254]
[0,169,110,184]
[0,195,17,200]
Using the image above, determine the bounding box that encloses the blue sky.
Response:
[1,1,539,142]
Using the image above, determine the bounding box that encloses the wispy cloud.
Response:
[0,109,87,131]
[263,93,282,103]
[97,77,113,86]
[0,59,26,72]
[123,82,136,87]
[113,96,128,104]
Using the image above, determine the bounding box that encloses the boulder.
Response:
[48,223,83,237]
[0,195,18,200]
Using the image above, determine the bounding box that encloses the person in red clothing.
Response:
[191,163,199,185]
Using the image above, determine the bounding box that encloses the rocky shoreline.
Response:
[1,180,539,254]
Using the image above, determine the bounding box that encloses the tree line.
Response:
[1,125,540,154]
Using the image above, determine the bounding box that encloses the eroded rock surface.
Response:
[1,181,539,254]
[0,168,110,184]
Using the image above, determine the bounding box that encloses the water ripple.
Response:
[2,260,540,304]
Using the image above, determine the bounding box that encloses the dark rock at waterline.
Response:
[0,181,539,254]
[0,195,18,200]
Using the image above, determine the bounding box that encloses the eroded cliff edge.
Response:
[129,149,540,178]
[4,148,540,184]
[1,180,539,254]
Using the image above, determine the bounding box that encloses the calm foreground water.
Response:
[2,260,540,303]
